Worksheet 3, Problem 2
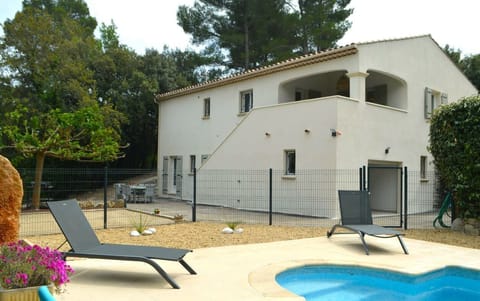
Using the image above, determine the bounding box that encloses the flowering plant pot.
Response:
[0,285,53,301]
[0,241,74,294]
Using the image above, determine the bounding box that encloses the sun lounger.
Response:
[47,199,196,289]
[326,190,408,255]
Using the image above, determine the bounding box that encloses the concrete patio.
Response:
[55,235,480,301]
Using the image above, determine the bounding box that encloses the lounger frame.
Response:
[48,200,196,289]
[326,190,408,255]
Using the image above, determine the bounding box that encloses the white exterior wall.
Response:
[158,55,358,160]
[353,37,477,214]
[157,35,477,217]
[198,97,345,217]
[202,98,339,170]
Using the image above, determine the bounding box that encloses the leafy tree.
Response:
[23,0,97,35]
[296,0,352,53]
[95,23,211,168]
[142,48,187,93]
[0,2,99,111]
[95,23,159,168]
[443,44,462,65]
[461,54,480,91]
[0,0,126,208]
[99,20,120,51]
[443,45,480,91]
[177,0,352,70]
[159,47,224,85]
[429,96,480,219]
[0,101,125,209]
[222,0,296,69]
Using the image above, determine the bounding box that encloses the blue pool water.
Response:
[275,265,480,301]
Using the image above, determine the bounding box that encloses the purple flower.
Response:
[0,241,74,291]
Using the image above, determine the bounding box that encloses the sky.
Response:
[0,0,479,56]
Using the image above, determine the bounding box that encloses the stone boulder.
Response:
[0,155,24,244]
[451,218,464,232]
[464,224,479,236]
[451,217,480,236]
[464,218,480,236]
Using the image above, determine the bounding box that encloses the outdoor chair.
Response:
[121,183,132,202]
[130,184,146,203]
[113,183,125,201]
[326,190,409,255]
[145,184,156,203]
[47,199,196,289]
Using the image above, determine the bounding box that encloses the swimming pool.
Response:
[276,265,480,301]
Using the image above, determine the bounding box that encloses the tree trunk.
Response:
[298,0,309,54]
[32,152,46,210]
[243,1,250,70]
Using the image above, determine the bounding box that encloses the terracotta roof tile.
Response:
[154,35,438,102]
[155,44,358,101]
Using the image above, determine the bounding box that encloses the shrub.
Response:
[131,214,149,233]
[429,95,480,218]
[226,221,241,230]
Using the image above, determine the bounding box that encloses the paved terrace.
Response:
[53,236,480,301]
[19,198,461,300]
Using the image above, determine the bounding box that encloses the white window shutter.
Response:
[424,87,433,118]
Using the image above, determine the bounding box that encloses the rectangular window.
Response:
[203,97,210,118]
[190,155,196,173]
[425,87,447,119]
[240,90,253,113]
[420,156,427,179]
[285,150,296,175]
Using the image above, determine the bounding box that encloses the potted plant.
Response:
[0,240,74,300]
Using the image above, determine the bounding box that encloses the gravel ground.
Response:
[24,221,480,251]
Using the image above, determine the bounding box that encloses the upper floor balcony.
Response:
[278,69,407,111]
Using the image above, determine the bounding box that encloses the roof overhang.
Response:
[155,44,358,102]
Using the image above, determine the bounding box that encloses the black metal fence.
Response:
[192,168,445,230]
[18,167,156,209]
[17,167,449,237]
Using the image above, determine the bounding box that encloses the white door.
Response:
[368,162,402,213]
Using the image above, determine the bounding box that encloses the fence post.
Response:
[362,165,367,191]
[103,165,108,229]
[360,165,367,190]
[192,168,197,222]
[403,166,408,230]
[359,167,363,190]
[269,168,273,226]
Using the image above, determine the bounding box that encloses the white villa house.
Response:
[154,35,477,218]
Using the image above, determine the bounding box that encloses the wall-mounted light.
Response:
[385,147,391,154]
[304,129,311,134]
[265,132,270,137]
[330,129,342,137]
